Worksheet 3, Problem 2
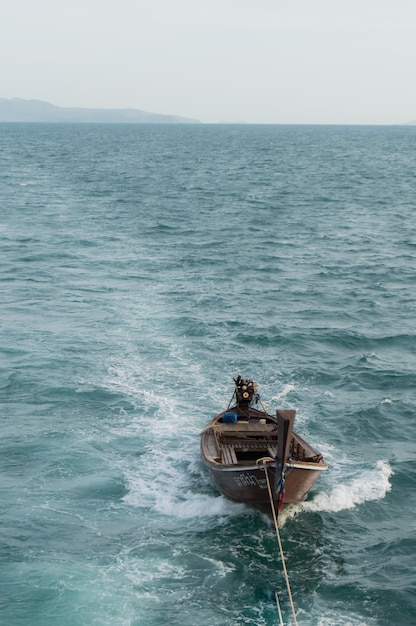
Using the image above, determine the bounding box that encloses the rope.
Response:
[259,398,269,416]
[275,592,284,626]
[262,460,299,626]
[227,390,236,409]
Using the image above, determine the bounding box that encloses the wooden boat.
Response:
[200,376,328,510]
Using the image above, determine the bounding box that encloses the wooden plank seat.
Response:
[267,444,278,458]
[220,438,277,448]
[221,445,238,465]
[220,441,279,465]
[217,422,276,434]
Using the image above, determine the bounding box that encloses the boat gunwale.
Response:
[200,407,328,471]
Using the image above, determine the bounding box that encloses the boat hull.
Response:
[200,402,327,508]
[207,461,324,506]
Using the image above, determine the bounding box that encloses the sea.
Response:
[0,122,415,626]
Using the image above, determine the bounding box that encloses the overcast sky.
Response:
[1,0,415,124]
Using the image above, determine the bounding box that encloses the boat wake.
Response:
[271,383,296,402]
[286,459,392,518]
[122,445,250,523]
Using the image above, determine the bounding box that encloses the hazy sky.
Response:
[2,0,415,123]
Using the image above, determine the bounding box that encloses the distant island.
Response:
[0,98,200,124]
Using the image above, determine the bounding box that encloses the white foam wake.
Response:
[271,383,296,402]
[291,460,392,516]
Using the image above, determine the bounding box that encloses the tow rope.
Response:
[259,458,299,626]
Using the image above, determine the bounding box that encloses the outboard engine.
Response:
[233,375,259,408]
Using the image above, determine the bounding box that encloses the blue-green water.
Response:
[1,123,415,626]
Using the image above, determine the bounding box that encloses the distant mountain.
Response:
[0,98,200,124]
